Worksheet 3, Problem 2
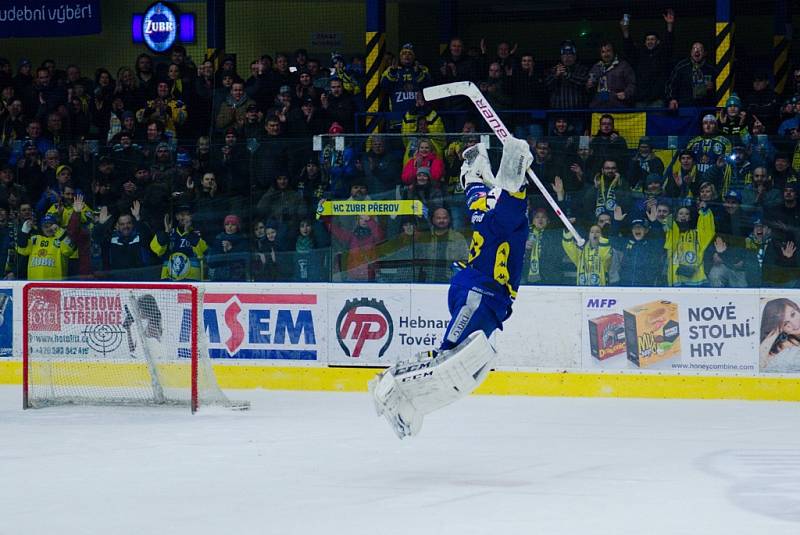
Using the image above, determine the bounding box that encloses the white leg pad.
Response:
[494,136,532,193]
[369,331,496,438]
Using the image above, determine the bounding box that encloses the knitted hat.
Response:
[725,93,742,108]
[416,167,431,178]
[56,164,72,176]
[560,40,577,56]
[224,214,241,227]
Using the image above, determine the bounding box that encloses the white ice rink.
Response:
[1,386,799,535]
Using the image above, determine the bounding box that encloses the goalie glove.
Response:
[460,143,494,190]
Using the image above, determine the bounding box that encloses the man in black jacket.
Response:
[92,200,156,280]
[621,9,675,107]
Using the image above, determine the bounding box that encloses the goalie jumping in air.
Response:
[370,136,533,439]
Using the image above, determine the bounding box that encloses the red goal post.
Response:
[23,282,245,412]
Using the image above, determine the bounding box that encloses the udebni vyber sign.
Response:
[0,1,101,38]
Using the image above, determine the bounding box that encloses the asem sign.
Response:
[132,2,195,53]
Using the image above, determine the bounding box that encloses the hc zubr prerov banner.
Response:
[0,1,101,38]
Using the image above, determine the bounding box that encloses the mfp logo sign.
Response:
[336,298,393,358]
[142,2,177,52]
[179,293,318,360]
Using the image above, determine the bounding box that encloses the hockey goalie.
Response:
[369,136,533,438]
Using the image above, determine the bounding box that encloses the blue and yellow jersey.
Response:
[454,183,529,310]
[150,228,207,281]
[17,229,76,280]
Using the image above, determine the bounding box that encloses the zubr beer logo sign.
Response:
[336,298,393,358]
[142,2,177,53]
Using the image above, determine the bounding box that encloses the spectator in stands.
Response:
[437,37,480,130]
[480,62,512,110]
[523,207,564,285]
[319,122,357,199]
[705,144,752,197]
[330,53,360,95]
[665,202,715,286]
[418,206,468,283]
[360,136,401,199]
[400,167,444,214]
[374,215,425,282]
[620,9,675,107]
[704,233,749,287]
[251,219,281,282]
[562,220,612,286]
[380,43,431,123]
[763,226,800,288]
[510,52,546,139]
[626,137,664,190]
[717,94,751,145]
[287,96,326,138]
[715,190,749,237]
[746,118,776,169]
[325,213,384,282]
[91,201,154,279]
[269,85,294,130]
[9,120,53,165]
[745,217,771,284]
[253,115,289,194]
[320,77,357,133]
[150,204,207,281]
[562,137,598,191]
[13,58,33,98]
[25,66,67,121]
[479,39,518,76]
[207,214,248,281]
[401,138,444,185]
[742,166,781,210]
[765,183,800,241]
[0,97,25,148]
[295,157,327,212]
[666,42,715,110]
[590,114,629,169]
[215,81,255,135]
[438,37,479,84]
[113,67,142,113]
[291,218,327,282]
[256,173,307,242]
[136,81,187,140]
[545,40,589,125]
[610,203,665,286]
[293,71,319,107]
[134,53,156,97]
[586,41,636,109]
[16,213,75,280]
[666,150,700,198]
[770,153,797,190]
[530,139,562,186]
[401,91,445,161]
[686,114,732,175]
[746,72,781,132]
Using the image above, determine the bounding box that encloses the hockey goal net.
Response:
[23,282,248,412]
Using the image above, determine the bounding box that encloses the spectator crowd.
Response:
[2,8,800,288]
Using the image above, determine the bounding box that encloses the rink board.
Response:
[3,282,800,401]
[2,361,800,401]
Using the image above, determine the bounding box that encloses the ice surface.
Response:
[1,387,799,535]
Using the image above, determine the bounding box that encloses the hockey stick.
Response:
[423,82,585,246]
